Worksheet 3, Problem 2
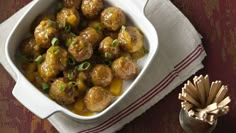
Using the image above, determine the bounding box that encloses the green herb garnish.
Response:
[104,52,112,59]
[47,19,55,26]
[77,61,91,71]
[51,37,59,46]
[67,72,74,80]
[106,9,111,14]
[69,81,77,87]
[143,48,149,54]
[95,24,102,31]
[70,40,77,46]
[121,25,126,31]
[64,24,71,32]
[70,32,77,37]
[111,39,119,47]
[68,56,76,66]
[34,55,44,64]
[66,38,72,47]
[104,60,112,66]
[41,82,50,91]
[16,54,31,63]
[49,48,60,55]
[56,2,63,11]
[59,84,66,91]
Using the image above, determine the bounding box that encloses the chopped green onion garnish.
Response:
[51,37,59,46]
[104,60,112,66]
[16,54,31,63]
[71,40,77,46]
[66,38,72,47]
[70,32,77,37]
[56,2,63,11]
[95,24,102,31]
[68,56,76,66]
[69,81,77,87]
[62,20,66,28]
[67,72,74,80]
[34,55,44,64]
[121,25,126,31]
[53,49,60,55]
[41,82,50,91]
[49,48,60,55]
[64,24,71,32]
[104,52,112,59]
[106,9,111,14]
[143,48,149,54]
[47,19,55,26]
[77,61,91,71]
[111,39,119,47]
[59,84,66,91]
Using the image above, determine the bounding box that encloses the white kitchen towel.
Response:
[0,0,206,133]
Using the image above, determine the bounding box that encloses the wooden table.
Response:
[0,0,235,132]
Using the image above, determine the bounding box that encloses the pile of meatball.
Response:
[18,0,147,114]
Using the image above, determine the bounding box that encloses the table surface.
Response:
[0,0,236,132]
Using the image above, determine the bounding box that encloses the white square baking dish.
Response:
[5,0,158,121]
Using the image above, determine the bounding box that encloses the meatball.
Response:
[31,13,56,33]
[99,36,120,59]
[34,19,58,48]
[101,7,126,31]
[68,36,93,62]
[112,56,138,80]
[118,26,144,53]
[90,64,113,87]
[38,46,68,82]
[62,0,81,9]
[20,37,41,58]
[79,27,103,48]
[84,86,112,112]
[81,0,104,19]
[57,7,80,30]
[49,78,78,105]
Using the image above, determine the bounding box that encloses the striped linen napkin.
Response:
[0,0,206,132]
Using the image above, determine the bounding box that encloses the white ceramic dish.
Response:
[5,0,158,121]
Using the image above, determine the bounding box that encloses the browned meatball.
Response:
[79,27,103,48]
[118,26,144,53]
[31,13,56,33]
[84,86,112,112]
[38,46,68,82]
[112,56,138,80]
[62,0,81,9]
[101,7,126,31]
[57,7,80,30]
[34,19,58,48]
[20,37,41,58]
[90,64,113,87]
[68,36,93,62]
[49,78,78,105]
[81,0,104,19]
[99,36,120,59]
